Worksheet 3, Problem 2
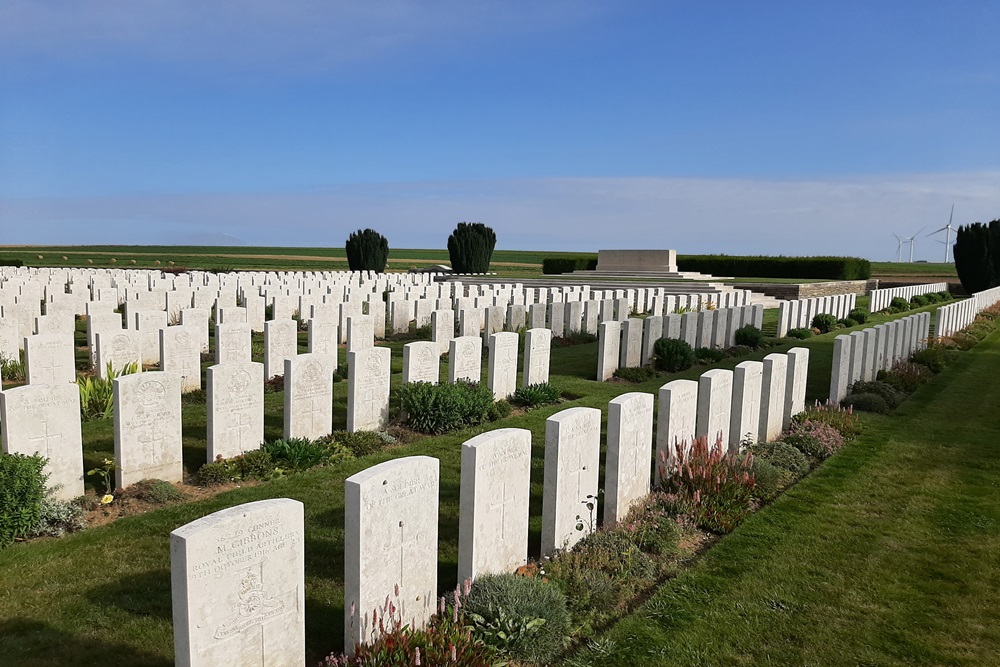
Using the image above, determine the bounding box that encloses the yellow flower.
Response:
[101,494,114,505]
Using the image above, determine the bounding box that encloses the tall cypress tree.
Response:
[447,222,497,274]
[345,228,389,273]
[954,221,994,294]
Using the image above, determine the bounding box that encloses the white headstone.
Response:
[541,407,601,556]
[402,341,440,385]
[656,379,698,479]
[448,336,482,384]
[161,325,202,393]
[171,498,305,667]
[522,328,551,386]
[487,332,518,399]
[603,392,654,525]
[697,369,733,450]
[283,354,336,440]
[783,347,810,427]
[215,323,252,365]
[24,333,76,384]
[596,320,621,381]
[264,319,298,380]
[730,361,763,449]
[114,371,183,487]
[758,353,788,442]
[346,346,391,432]
[207,362,265,461]
[457,428,532,582]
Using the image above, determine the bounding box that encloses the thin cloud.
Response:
[1,174,997,259]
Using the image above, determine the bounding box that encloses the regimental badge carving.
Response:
[213,570,287,639]
[227,370,251,395]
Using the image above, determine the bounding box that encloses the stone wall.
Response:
[732,280,875,300]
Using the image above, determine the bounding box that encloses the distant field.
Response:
[0,246,959,282]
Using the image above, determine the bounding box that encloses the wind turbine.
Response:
[926,204,957,263]
[904,226,926,263]
[893,233,905,262]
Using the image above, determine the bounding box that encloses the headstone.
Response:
[547,302,565,338]
[264,319,298,380]
[402,341,440,385]
[283,354,335,440]
[215,323,252,365]
[603,392,654,525]
[448,336,482,384]
[680,312,698,348]
[656,379,698,476]
[541,407,601,556]
[459,307,482,337]
[307,319,339,359]
[344,456,439,651]
[457,428,532,582]
[619,318,643,368]
[135,310,169,365]
[564,301,583,334]
[114,371,183,487]
[161,325,202,392]
[487,332,519,399]
[522,328,551,386]
[0,383,84,500]
[641,315,664,366]
[730,361,763,449]
[697,369,733,450]
[170,498,305,667]
[207,362,265,461]
[829,335,851,403]
[758,354,788,442]
[783,347,810,427]
[95,330,140,379]
[24,333,76,384]
[346,346,391,432]
[596,320,621,381]
[431,309,454,355]
[180,308,211,354]
[346,315,374,353]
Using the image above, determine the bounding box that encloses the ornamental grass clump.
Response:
[657,436,755,533]
[793,401,861,439]
[510,382,562,408]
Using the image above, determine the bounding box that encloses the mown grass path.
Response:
[575,331,1000,666]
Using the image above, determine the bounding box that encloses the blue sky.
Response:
[1,1,998,259]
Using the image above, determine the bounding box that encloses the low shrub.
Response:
[924,292,943,304]
[0,452,47,548]
[792,402,862,439]
[658,436,755,533]
[554,331,598,346]
[197,460,237,486]
[878,362,933,394]
[787,327,813,339]
[263,375,285,394]
[488,399,512,421]
[889,296,911,311]
[782,419,845,459]
[839,317,859,328]
[911,345,952,373]
[811,313,839,333]
[842,392,890,414]
[511,382,563,407]
[966,321,994,341]
[31,496,85,538]
[849,308,869,324]
[398,380,497,434]
[910,294,929,307]
[262,437,352,470]
[329,430,396,457]
[695,347,726,364]
[463,573,571,664]
[751,459,786,501]
[541,255,598,274]
[654,338,696,372]
[850,380,904,409]
[734,325,764,349]
[124,479,185,504]
[198,449,279,486]
[612,366,659,383]
[750,440,810,476]
[936,290,952,300]
[727,344,754,357]
[180,389,207,405]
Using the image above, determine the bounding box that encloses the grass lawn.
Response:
[567,332,1000,666]
[0,300,965,666]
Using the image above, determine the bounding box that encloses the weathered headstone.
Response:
[541,407,601,556]
[215,323,252,365]
[0,382,84,500]
[596,320,621,381]
[619,318,643,368]
[697,368,733,450]
[783,347,810,427]
[114,371,183,487]
[829,335,851,404]
[487,332,519,399]
[603,392,654,525]
[448,336,482,384]
[522,327,551,386]
[24,333,76,384]
[758,353,788,442]
[344,456,439,652]
[457,428,532,582]
[284,354,336,440]
[264,319,298,380]
[207,361,265,461]
[171,498,305,667]
[656,379,698,476]
[161,325,202,392]
[402,341,440,385]
[346,346,391,432]
[730,360,763,449]
[95,330,140,379]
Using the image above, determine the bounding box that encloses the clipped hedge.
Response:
[541,255,598,275]
[0,259,24,267]
[676,254,871,280]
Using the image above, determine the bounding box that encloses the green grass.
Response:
[567,333,1000,666]
[870,261,957,277]
[0,300,971,666]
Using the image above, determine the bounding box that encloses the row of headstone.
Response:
[776,293,857,338]
[869,282,948,312]
[169,348,810,663]
[828,312,930,403]
[597,305,765,381]
[934,286,1000,338]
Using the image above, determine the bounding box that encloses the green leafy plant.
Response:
[910,294,929,307]
[911,345,952,373]
[611,366,659,383]
[123,478,185,504]
[781,419,845,459]
[327,430,396,457]
[751,459,786,501]
[842,392,890,414]
[811,313,839,333]
[848,308,869,324]
[786,327,813,339]
[695,347,726,364]
[850,380,904,410]
[878,362,933,394]
[734,325,764,348]
[463,573,571,664]
[78,361,140,421]
[31,496,85,538]
[889,296,911,312]
[839,317,859,328]
[0,452,48,548]
[750,440,810,477]
[654,337,695,372]
[511,382,562,407]
[0,352,26,383]
[345,228,389,273]
[262,438,334,470]
[397,380,497,434]
[86,457,117,500]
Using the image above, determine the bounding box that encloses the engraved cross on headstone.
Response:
[28,420,62,458]
[37,354,63,384]
[490,481,516,540]
[227,412,253,452]
[303,397,324,433]
[566,446,589,503]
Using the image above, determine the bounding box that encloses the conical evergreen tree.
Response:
[447,222,496,274]
[345,229,389,273]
